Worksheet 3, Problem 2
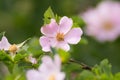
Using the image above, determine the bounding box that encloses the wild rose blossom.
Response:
[26,54,65,80]
[0,36,18,53]
[82,1,120,42]
[40,16,83,52]
[0,36,26,53]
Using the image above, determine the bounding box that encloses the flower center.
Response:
[9,44,18,53]
[48,74,55,80]
[103,22,113,31]
[56,33,64,41]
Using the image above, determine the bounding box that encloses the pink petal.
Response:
[54,55,61,70]
[97,1,120,25]
[56,42,70,51]
[29,56,37,64]
[39,36,50,52]
[59,16,73,34]
[40,56,54,71]
[56,72,65,80]
[41,19,58,37]
[0,36,11,50]
[39,36,57,52]
[82,9,102,27]
[38,64,48,72]
[65,28,83,44]
[39,55,60,72]
[26,70,44,80]
[41,56,53,65]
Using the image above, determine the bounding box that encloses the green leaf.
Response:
[5,65,26,80]
[27,37,42,57]
[14,53,28,62]
[63,62,82,80]
[18,61,33,69]
[0,51,15,73]
[71,16,85,28]
[50,47,57,55]
[79,37,88,45]
[4,61,14,73]
[0,51,12,61]
[114,72,120,80]
[92,59,113,80]
[58,49,70,63]
[44,7,55,24]
[0,31,5,39]
[55,15,61,23]
[76,70,95,80]
[100,59,112,76]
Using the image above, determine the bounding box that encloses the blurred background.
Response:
[0,0,120,73]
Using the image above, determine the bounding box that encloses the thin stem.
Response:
[69,58,92,71]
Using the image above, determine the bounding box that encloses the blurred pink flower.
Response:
[40,16,83,52]
[26,54,65,80]
[28,55,37,64]
[82,1,120,42]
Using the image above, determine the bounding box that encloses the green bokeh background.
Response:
[0,0,120,73]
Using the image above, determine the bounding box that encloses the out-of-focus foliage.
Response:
[76,59,120,80]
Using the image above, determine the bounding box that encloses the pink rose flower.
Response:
[40,16,83,52]
[0,36,27,53]
[82,1,120,42]
[26,54,65,80]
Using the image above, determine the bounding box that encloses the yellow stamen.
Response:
[103,22,113,31]
[56,33,64,41]
[9,44,18,53]
[48,74,55,80]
